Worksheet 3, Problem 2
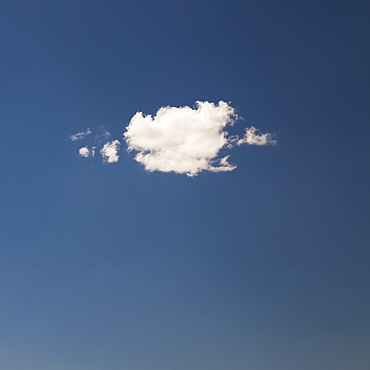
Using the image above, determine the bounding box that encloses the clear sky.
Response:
[0,0,369,369]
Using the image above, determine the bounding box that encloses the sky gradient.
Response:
[0,0,369,369]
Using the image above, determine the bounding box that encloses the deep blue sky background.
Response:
[0,0,369,369]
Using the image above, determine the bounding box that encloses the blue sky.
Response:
[0,0,369,369]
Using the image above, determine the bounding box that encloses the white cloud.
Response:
[79,146,95,157]
[70,103,277,174]
[123,101,238,176]
[70,128,92,141]
[237,126,277,146]
[100,140,120,163]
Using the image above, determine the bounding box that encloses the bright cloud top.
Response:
[237,126,277,146]
[124,101,238,176]
[100,140,120,163]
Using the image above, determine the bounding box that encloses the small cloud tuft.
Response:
[100,140,121,163]
[78,146,95,157]
[237,126,277,146]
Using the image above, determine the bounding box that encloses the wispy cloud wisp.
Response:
[70,128,92,141]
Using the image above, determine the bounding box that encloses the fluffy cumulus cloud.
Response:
[237,126,276,146]
[100,140,120,163]
[124,101,238,176]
